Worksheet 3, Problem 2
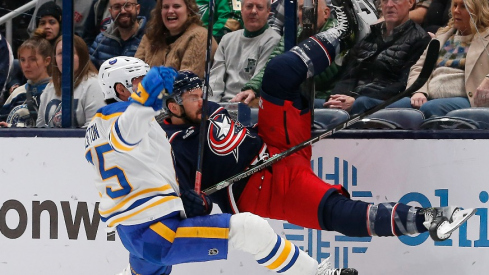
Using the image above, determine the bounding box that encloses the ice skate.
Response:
[422,206,476,242]
[330,0,359,50]
[317,257,359,275]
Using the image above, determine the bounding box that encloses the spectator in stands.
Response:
[5,1,62,99]
[5,1,62,98]
[36,35,105,128]
[234,0,338,107]
[401,0,489,117]
[135,0,217,78]
[28,0,92,38]
[89,0,147,69]
[0,33,13,108]
[83,0,155,46]
[209,0,280,102]
[196,0,242,43]
[35,1,63,44]
[324,0,431,114]
[0,31,51,127]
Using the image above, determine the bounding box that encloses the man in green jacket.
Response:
[196,0,243,43]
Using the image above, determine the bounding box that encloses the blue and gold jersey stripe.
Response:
[107,196,179,227]
[100,185,173,215]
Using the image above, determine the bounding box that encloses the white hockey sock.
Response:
[228,213,318,275]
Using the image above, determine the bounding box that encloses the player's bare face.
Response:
[181,88,203,123]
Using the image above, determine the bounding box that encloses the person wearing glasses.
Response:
[89,0,147,69]
[324,0,431,115]
[135,0,218,78]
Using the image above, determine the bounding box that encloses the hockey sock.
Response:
[321,193,428,237]
[261,51,308,109]
[366,203,427,236]
[229,213,317,275]
[320,192,370,236]
[290,30,340,78]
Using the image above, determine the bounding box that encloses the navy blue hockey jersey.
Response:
[161,102,265,210]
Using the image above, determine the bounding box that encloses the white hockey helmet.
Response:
[98,56,150,102]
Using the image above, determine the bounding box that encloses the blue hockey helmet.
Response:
[170,70,203,105]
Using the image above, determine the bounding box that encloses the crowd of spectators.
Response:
[0,0,488,128]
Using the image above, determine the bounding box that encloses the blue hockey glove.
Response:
[180,189,213,218]
[130,66,177,111]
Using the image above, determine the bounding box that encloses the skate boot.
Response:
[317,257,359,275]
[330,0,359,51]
[421,206,476,242]
[290,0,359,78]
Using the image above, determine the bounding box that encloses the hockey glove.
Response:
[130,66,177,111]
[180,189,213,218]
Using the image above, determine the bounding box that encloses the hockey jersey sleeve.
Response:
[108,103,158,152]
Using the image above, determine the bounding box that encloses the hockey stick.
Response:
[300,0,318,126]
[203,39,440,195]
[195,0,216,193]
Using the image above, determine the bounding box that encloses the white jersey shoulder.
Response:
[85,102,184,228]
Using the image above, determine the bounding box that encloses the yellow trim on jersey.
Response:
[130,83,150,104]
[99,185,173,215]
[93,112,123,120]
[175,227,229,239]
[150,222,176,243]
[107,196,179,227]
[109,120,133,152]
[266,239,293,270]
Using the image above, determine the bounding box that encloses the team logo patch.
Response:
[208,113,248,162]
[208,248,219,255]
[109,58,118,65]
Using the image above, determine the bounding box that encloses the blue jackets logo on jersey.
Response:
[208,113,248,162]
[208,248,219,256]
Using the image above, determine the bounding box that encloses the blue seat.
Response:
[312,109,350,129]
[349,108,425,130]
[419,108,489,130]
[419,116,480,130]
[446,108,489,129]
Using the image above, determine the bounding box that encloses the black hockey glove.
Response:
[180,189,213,218]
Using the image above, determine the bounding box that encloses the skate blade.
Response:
[438,208,476,236]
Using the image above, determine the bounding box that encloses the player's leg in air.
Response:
[117,213,358,275]
[245,0,476,243]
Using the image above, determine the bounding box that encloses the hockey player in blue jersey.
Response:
[158,0,476,246]
[85,56,357,275]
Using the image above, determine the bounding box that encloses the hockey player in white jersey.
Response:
[84,57,358,275]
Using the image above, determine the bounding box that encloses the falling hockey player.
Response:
[159,0,476,250]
